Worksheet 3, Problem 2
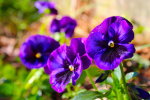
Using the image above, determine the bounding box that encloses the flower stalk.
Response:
[120,63,131,100]
[85,70,98,91]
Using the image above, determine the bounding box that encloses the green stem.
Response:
[120,63,131,100]
[85,70,98,91]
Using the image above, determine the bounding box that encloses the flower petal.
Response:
[92,16,128,34]
[50,19,61,33]
[108,20,134,43]
[49,68,73,93]
[72,54,82,85]
[118,44,135,59]
[81,54,91,70]
[47,45,69,73]
[70,38,86,56]
[60,16,77,38]
[85,31,108,58]
[94,44,135,70]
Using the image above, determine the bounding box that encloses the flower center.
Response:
[35,53,41,58]
[108,41,115,48]
[69,65,74,71]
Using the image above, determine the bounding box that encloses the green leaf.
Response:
[86,66,101,77]
[125,72,138,81]
[76,71,86,84]
[72,91,102,100]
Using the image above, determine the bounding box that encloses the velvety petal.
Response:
[81,54,91,70]
[49,68,73,93]
[47,45,69,73]
[70,38,86,56]
[118,44,135,59]
[94,44,135,70]
[60,16,77,38]
[108,20,134,43]
[20,35,59,69]
[72,54,82,85]
[85,31,108,59]
[44,66,51,74]
[92,16,132,35]
[50,18,61,33]
[64,24,76,37]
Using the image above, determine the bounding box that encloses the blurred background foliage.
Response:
[0,0,150,100]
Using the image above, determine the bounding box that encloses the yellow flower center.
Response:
[108,41,115,48]
[35,53,41,58]
[69,65,74,71]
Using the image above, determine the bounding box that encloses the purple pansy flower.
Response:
[46,38,91,93]
[50,16,77,38]
[20,35,60,69]
[85,16,135,70]
[34,1,58,15]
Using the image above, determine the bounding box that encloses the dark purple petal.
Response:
[47,45,69,73]
[20,35,59,69]
[50,18,61,33]
[44,66,51,74]
[94,44,135,70]
[70,38,86,56]
[85,31,108,58]
[72,54,82,85]
[108,20,134,43]
[70,38,92,70]
[49,68,73,93]
[81,54,91,70]
[92,16,132,35]
[118,44,135,59]
[60,16,77,37]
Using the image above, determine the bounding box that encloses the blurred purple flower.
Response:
[46,38,91,93]
[50,16,77,38]
[85,16,135,70]
[134,86,150,99]
[20,35,60,69]
[128,84,150,99]
[34,1,58,15]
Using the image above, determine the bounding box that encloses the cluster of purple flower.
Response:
[20,15,135,93]
[20,1,150,98]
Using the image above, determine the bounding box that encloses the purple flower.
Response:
[46,38,91,93]
[85,16,135,70]
[20,35,60,69]
[128,84,150,99]
[134,87,150,99]
[34,1,58,15]
[50,16,77,38]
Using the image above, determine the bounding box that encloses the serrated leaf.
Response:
[125,72,138,81]
[72,91,102,100]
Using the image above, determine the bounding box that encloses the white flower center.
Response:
[108,41,115,48]
[69,65,74,71]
